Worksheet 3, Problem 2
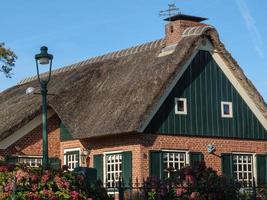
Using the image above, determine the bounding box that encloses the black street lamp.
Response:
[35,46,53,169]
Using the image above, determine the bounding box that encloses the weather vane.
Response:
[159,3,180,18]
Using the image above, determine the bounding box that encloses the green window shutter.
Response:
[122,151,132,187]
[49,157,61,170]
[93,154,103,181]
[149,151,163,179]
[60,122,73,141]
[256,154,267,185]
[221,153,233,179]
[190,152,204,166]
[5,156,18,164]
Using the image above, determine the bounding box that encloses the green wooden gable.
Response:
[145,51,267,139]
[60,122,74,141]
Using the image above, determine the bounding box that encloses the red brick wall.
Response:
[81,134,143,180]
[0,115,61,159]
[74,133,267,181]
[140,134,267,177]
[2,120,266,182]
[165,20,206,46]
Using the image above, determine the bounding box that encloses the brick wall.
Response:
[2,121,266,182]
[0,115,61,159]
[73,133,267,181]
[82,134,143,180]
[139,134,267,177]
[165,20,206,46]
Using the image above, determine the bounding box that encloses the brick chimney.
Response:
[164,14,208,46]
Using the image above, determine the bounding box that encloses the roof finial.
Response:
[159,3,180,19]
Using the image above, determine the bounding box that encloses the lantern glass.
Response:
[38,57,50,65]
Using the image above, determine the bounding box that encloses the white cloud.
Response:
[236,0,264,58]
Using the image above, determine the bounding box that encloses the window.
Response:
[233,154,254,187]
[64,148,80,171]
[93,151,131,188]
[175,98,187,115]
[105,153,122,188]
[163,151,187,178]
[17,156,42,167]
[221,101,233,118]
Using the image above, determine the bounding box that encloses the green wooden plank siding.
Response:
[149,151,163,179]
[122,151,132,186]
[256,154,267,185]
[93,154,103,181]
[190,152,204,166]
[60,122,74,141]
[221,153,233,179]
[145,51,267,139]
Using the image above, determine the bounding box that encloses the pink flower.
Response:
[27,192,40,200]
[0,165,8,172]
[63,180,70,189]
[31,174,38,183]
[176,186,187,196]
[189,192,199,200]
[54,175,64,188]
[70,191,80,200]
[15,169,29,182]
[42,189,57,199]
[4,181,14,192]
[31,184,38,192]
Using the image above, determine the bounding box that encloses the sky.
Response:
[1,0,267,101]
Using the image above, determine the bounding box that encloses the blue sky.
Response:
[1,0,267,101]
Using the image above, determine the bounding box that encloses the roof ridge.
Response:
[18,39,165,85]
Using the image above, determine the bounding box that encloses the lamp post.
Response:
[35,46,53,169]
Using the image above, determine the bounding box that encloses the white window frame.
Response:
[64,147,81,171]
[175,98,187,115]
[221,101,233,118]
[103,150,123,188]
[232,152,257,187]
[162,150,189,178]
[17,155,42,167]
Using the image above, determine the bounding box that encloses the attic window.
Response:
[221,102,233,118]
[175,98,187,115]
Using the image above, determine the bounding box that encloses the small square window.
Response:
[221,102,233,118]
[175,98,187,115]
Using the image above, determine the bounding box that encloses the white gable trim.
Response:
[138,46,199,132]
[139,39,267,132]
[0,109,55,149]
[211,48,267,130]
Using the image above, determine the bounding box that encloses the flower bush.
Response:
[143,161,241,200]
[0,164,111,200]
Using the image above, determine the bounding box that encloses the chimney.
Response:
[164,14,208,46]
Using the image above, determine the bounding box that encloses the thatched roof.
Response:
[0,27,266,141]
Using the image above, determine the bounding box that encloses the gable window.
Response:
[64,148,80,171]
[175,98,187,115]
[221,101,233,118]
[163,151,188,178]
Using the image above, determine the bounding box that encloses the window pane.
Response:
[105,154,122,188]
[223,104,230,114]
[233,154,253,186]
[163,152,186,179]
[178,101,184,111]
